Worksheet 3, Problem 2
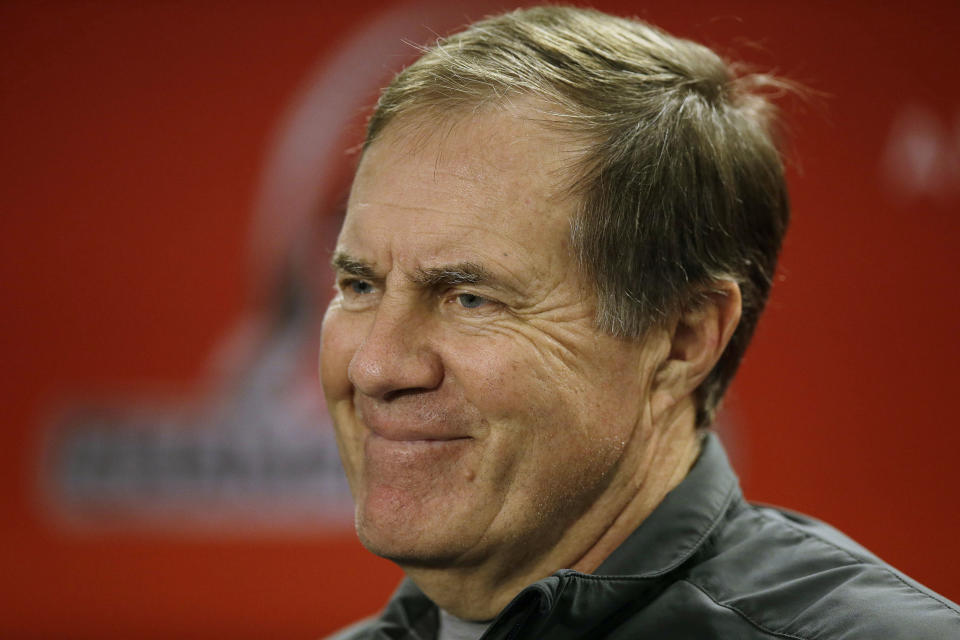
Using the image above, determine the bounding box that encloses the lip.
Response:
[355,398,471,442]
[363,430,473,473]
[364,428,472,457]
[367,431,472,447]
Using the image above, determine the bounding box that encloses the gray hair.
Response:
[365,6,791,426]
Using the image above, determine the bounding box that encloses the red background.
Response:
[2,1,958,638]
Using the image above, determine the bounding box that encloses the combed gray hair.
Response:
[365,6,791,427]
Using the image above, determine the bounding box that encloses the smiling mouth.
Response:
[364,431,473,466]
[355,399,472,443]
[361,416,473,441]
[367,431,472,446]
[371,431,472,443]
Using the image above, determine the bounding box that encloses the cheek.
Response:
[461,330,646,457]
[320,307,367,492]
[454,336,547,412]
[450,331,587,445]
[319,305,359,402]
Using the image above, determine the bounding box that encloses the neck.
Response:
[402,404,702,621]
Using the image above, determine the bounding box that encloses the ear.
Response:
[653,280,742,402]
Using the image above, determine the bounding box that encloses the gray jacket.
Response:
[330,434,960,639]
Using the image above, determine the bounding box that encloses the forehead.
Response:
[341,106,579,265]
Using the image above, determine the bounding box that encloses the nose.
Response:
[347,300,444,400]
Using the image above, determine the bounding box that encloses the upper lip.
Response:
[355,398,471,442]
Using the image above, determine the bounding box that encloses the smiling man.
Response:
[321,6,960,639]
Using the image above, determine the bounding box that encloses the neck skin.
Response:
[402,398,702,621]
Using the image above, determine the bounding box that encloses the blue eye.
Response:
[457,293,486,309]
[349,280,373,295]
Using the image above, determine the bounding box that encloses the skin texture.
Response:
[320,103,741,620]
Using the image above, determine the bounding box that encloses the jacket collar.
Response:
[373,578,438,639]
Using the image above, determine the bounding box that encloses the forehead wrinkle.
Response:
[343,106,584,302]
[356,199,480,219]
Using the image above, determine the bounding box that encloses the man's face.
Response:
[320,107,659,571]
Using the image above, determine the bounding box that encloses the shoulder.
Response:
[684,501,960,640]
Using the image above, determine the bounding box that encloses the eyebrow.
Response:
[332,252,499,290]
[413,262,494,288]
[331,252,377,279]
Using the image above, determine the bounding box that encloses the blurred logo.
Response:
[881,104,960,203]
[42,0,498,532]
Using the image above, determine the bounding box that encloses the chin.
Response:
[357,525,464,569]
[355,506,472,569]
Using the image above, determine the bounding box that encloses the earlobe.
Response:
[660,280,742,395]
